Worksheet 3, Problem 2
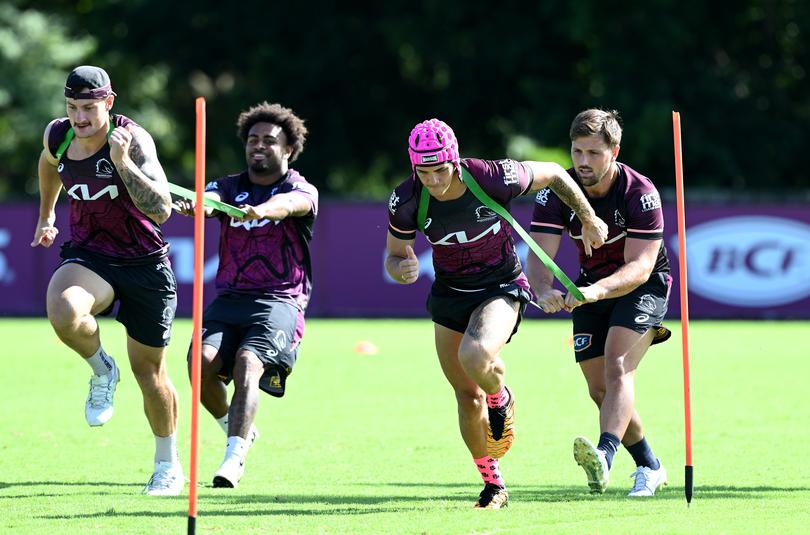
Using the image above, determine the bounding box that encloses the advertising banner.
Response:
[2,201,809,318]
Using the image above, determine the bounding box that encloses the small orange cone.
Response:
[353,341,379,355]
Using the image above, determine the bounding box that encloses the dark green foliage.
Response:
[4,0,809,199]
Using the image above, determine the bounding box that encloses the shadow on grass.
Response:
[0,481,140,489]
[26,483,810,520]
[41,507,382,519]
[357,482,810,502]
[511,484,810,502]
[38,493,469,520]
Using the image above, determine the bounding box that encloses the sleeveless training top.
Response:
[47,114,168,262]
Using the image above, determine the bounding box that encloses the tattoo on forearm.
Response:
[115,130,171,219]
[548,175,592,221]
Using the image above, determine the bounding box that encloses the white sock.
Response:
[216,414,229,434]
[85,347,114,376]
[155,433,179,464]
[225,436,248,461]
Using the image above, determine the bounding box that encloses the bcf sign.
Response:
[671,216,810,307]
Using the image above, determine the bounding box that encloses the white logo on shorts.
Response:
[573,333,592,352]
[266,330,288,358]
[635,314,650,323]
[637,294,657,314]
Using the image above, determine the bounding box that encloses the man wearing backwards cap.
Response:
[31,65,183,496]
[385,118,608,509]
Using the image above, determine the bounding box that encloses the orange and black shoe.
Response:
[474,483,509,509]
[486,386,515,458]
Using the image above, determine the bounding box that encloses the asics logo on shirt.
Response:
[67,184,119,201]
[427,220,501,246]
[615,210,626,228]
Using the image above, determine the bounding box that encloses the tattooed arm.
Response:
[109,124,172,224]
[523,161,608,256]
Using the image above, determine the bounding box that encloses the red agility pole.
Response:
[672,111,693,506]
[188,97,206,534]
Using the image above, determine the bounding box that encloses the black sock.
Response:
[625,437,661,470]
[597,432,621,469]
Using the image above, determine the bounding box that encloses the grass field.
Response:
[1,318,808,534]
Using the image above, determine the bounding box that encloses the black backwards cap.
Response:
[64,65,117,99]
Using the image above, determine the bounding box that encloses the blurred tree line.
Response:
[2,0,808,201]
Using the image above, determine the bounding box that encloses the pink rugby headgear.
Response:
[407,119,460,175]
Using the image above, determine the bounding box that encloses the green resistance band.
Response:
[54,121,115,161]
[167,182,247,218]
[417,168,585,301]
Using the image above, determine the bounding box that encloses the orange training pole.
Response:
[188,97,206,534]
[672,111,693,505]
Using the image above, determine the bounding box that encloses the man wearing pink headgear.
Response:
[385,118,608,508]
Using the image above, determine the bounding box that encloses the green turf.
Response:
[1,318,808,534]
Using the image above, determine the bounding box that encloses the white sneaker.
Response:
[85,359,119,426]
[573,436,610,494]
[213,455,245,488]
[628,463,668,497]
[143,461,185,496]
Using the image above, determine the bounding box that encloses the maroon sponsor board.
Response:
[2,201,809,318]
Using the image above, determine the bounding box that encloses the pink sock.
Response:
[474,456,505,487]
[486,385,509,409]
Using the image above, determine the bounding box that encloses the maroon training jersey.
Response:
[530,162,670,284]
[47,114,169,262]
[388,158,533,290]
[205,170,318,310]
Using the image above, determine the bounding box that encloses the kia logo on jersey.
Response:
[67,184,119,201]
[427,221,501,246]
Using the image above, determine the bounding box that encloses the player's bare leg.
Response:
[579,357,645,445]
[600,327,652,443]
[193,345,229,421]
[46,263,119,426]
[435,325,508,508]
[574,328,666,495]
[436,326,488,456]
[46,264,113,355]
[213,348,263,488]
[129,337,183,496]
[460,297,519,460]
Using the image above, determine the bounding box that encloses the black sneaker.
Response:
[474,483,509,509]
[486,386,515,458]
